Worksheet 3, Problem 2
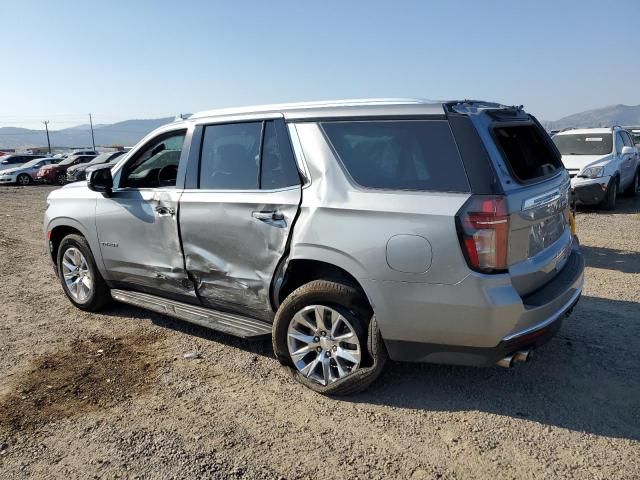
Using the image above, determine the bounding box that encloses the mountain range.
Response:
[0,117,174,150]
[1,104,640,150]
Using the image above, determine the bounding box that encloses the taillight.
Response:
[456,195,509,273]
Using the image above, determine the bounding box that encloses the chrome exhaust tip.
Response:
[513,350,533,363]
[497,355,514,368]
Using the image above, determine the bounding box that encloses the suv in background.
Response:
[66,151,125,182]
[0,154,46,172]
[45,99,583,394]
[553,127,639,210]
[36,154,96,185]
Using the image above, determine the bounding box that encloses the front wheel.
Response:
[57,173,66,185]
[273,280,387,395]
[16,173,31,185]
[57,234,111,311]
[602,178,618,211]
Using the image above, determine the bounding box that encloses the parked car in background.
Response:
[0,157,57,185]
[45,99,583,394]
[0,153,46,171]
[623,126,640,147]
[553,127,639,210]
[36,154,96,185]
[66,151,125,182]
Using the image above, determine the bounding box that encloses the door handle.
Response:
[252,210,284,221]
[252,210,286,226]
[155,205,175,216]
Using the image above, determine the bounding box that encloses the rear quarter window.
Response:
[493,124,562,182]
[321,120,469,192]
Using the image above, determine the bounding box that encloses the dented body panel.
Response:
[179,186,300,321]
[95,188,195,297]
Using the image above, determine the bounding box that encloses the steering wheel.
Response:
[157,164,178,187]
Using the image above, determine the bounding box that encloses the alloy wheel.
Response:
[17,174,30,185]
[287,305,362,386]
[61,247,93,302]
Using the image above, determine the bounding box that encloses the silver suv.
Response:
[45,99,584,394]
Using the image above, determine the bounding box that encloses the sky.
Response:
[1,0,639,129]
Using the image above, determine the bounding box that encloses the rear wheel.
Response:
[273,280,387,395]
[57,234,111,311]
[16,173,31,185]
[57,173,66,185]
[602,178,618,211]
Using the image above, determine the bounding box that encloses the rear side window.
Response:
[494,125,562,182]
[321,120,469,192]
[261,121,300,189]
[199,120,299,190]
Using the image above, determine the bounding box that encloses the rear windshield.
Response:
[493,125,562,182]
[321,120,469,192]
[552,133,613,156]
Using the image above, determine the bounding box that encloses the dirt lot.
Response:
[0,185,638,479]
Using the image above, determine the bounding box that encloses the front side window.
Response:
[321,120,469,191]
[553,133,613,156]
[121,130,186,188]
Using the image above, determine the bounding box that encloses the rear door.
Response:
[473,112,573,296]
[179,118,301,321]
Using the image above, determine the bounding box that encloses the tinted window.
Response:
[494,125,562,181]
[261,121,299,189]
[615,133,625,153]
[200,122,261,190]
[622,132,633,147]
[553,133,613,155]
[121,131,185,188]
[321,120,469,191]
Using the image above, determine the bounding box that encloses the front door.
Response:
[95,128,195,299]
[179,119,302,321]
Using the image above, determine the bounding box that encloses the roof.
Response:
[189,98,447,122]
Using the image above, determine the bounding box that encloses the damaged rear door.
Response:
[179,118,302,321]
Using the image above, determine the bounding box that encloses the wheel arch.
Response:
[273,245,374,311]
[46,219,103,275]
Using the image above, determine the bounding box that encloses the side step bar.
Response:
[111,289,272,340]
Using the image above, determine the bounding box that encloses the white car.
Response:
[553,127,639,210]
[0,157,57,185]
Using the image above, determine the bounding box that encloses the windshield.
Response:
[58,157,79,166]
[21,158,46,168]
[553,133,613,155]
[86,153,111,165]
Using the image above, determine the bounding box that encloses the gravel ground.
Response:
[0,185,638,480]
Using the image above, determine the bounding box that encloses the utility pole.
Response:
[88,113,96,150]
[43,120,51,154]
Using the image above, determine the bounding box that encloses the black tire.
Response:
[16,173,31,186]
[602,177,618,211]
[57,234,111,312]
[56,173,67,186]
[623,170,638,197]
[273,280,387,395]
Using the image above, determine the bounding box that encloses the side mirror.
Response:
[621,146,634,156]
[87,164,113,197]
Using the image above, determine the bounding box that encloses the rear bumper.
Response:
[374,242,584,366]
[571,176,610,205]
